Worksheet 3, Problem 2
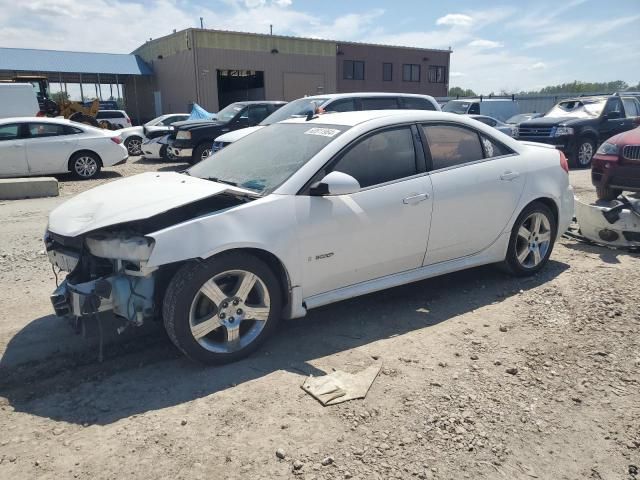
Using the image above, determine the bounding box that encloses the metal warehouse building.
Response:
[0,28,451,122]
[132,28,451,118]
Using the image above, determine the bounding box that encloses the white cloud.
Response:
[467,39,502,49]
[450,72,466,78]
[526,62,546,71]
[274,0,292,6]
[436,13,473,27]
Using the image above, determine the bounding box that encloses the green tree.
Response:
[50,91,70,103]
[448,86,477,97]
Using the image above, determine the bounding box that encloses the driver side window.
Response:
[329,127,417,189]
[604,98,623,118]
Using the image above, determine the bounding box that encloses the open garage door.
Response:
[283,73,325,101]
[217,70,265,109]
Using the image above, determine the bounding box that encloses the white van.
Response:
[443,98,518,122]
[0,84,40,119]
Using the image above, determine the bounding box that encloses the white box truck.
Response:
[0,83,40,118]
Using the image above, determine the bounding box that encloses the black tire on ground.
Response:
[124,135,143,156]
[571,137,596,168]
[69,151,102,179]
[162,252,283,364]
[501,201,558,277]
[191,143,212,165]
[596,185,622,201]
[68,112,100,128]
[160,144,177,161]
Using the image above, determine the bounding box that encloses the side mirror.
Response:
[310,171,360,196]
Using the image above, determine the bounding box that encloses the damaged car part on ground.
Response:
[45,111,574,364]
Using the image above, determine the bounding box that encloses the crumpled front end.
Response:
[46,230,157,329]
[574,196,640,248]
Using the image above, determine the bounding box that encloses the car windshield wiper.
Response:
[206,177,238,187]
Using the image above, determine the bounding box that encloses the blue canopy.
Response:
[188,103,216,120]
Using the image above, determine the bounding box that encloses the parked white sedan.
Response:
[0,117,128,179]
[119,113,189,156]
[45,111,573,364]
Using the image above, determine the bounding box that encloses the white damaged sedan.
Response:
[45,111,574,364]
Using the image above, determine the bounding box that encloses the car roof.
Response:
[0,116,77,124]
[303,92,437,101]
[97,109,127,113]
[448,98,514,103]
[282,110,468,127]
[229,101,287,106]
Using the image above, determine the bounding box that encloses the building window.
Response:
[402,64,420,82]
[428,65,447,83]
[382,63,393,81]
[344,60,365,80]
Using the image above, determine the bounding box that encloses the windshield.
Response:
[259,97,329,125]
[189,123,347,194]
[546,99,605,118]
[443,101,472,114]
[216,103,246,123]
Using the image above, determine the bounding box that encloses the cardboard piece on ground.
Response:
[301,363,382,406]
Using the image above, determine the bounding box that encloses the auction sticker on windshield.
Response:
[304,127,341,137]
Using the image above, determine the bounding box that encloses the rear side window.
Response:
[330,127,417,188]
[325,98,356,112]
[401,97,436,111]
[96,111,124,119]
[622,98,639,117]
[422,124,484,170]
[468,103,480,114]
[0,124,20,141]
[28,123,67,138]
[248,105,270,124]
[475,116,497,127]
[480,135,512,158]
[361,97,399,110]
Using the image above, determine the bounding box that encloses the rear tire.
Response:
[124,135,143,156]
[163,252,282,364]
[501,201,557,276]
[69,152,101,179]
[571,137,596,168]
[191,143,212,165]
[596,185,622,201]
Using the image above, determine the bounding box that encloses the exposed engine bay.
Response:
[46,191,253,334]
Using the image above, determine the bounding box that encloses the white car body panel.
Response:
[47,110,574,321]
[0,117,127,178]
[118,114,189,143]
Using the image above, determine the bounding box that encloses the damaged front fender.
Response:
[574,196,640,248]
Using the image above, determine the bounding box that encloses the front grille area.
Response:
[622,145,640,161]
[517,126,553,137]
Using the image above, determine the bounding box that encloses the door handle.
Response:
[402,193,430,205]
[500,171,520,181]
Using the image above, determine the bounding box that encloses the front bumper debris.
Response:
[574,196,640,248]
[169,147,192,158]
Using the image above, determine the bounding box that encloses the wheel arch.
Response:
[68,149,103,171]
[578,128,599,144]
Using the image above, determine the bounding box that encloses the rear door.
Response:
[0,123,28,176]
[601,97,630,139]
[25,122,80,174]
[422,123,527,265]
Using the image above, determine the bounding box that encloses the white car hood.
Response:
[215,126,264,143]
[48,172,242,237]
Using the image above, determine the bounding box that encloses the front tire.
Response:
[69,152,101,179]
[160,144,177,161]
[163,252,282,364]
[124,136,143,156]
[572,137,596,168]
[596,185,622,201]
[191,143,212,165]
[502,202,557,276]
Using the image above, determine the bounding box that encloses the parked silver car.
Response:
[468,114,517,137]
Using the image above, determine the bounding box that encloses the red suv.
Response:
[592,126,640,200]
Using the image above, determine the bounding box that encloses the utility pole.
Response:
[200,17,204,29]
[270,24,273,35]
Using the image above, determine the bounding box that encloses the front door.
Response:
[422,124,527,265]
[0,123,28,177]
[296,126,433,297]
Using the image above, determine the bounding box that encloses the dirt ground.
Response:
[0,159,638,480]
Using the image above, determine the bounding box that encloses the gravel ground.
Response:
[0,163,638,480]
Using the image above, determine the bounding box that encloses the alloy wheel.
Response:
[74,156,98,178]
[578,142,594,166]
[127,138,142,155]
[515,212,552,269]
[188,270,271,353]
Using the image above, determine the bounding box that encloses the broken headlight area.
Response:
[46,230,157,329]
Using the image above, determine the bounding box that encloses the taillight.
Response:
[559,151,569,173]
[111,136,122,145]
[36,111,44,117]
[633,117,640,126]
[125,116,131,124]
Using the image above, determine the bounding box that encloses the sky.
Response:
[0,0,638,94]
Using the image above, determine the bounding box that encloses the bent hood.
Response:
[48,172,249,237]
